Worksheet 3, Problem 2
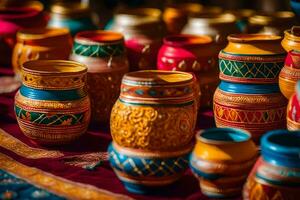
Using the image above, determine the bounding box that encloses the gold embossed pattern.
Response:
[110,100,197,151]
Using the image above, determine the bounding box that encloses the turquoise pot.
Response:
[108,142,191,194]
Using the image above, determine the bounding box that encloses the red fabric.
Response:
[0,67,239,200]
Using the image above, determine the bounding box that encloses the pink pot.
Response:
[157,34,219,108]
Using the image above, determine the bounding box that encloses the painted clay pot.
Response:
[243,130,300,200]
[282,27,300,52]
[287,81,300,130]
[109,70,199,193]
[214,34,287,143]
[48,2,98,36]
[190,128,257,198]
[12,28,72,77]
[14,60,91,145]
[248,11,296,36]
[182,13,239,53]
[279,50,300,99]
[70,31,129,123]
[157,34,218,108]
[163,3,203,34]
[0,2,47,66]
[291,0,300,17]
[107,8,165,71]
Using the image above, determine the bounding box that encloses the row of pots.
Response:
[14,56,300,198]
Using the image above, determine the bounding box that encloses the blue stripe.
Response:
[220,50,286,57]
[256,173,300,187]
[20,85,87,101]
[219,81,280,94]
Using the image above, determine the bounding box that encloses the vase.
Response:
[48,2,98,36]
[163,3,203,34]
[214,34,287,143]
[243,130,300,200]
[282,27,300,52]
[157,34,218,108]
[109,70,199,193]
[0,2,47,66]
[190,127,257,198]
[14,60,91,145]
[182,13,239,53]
[287,81,300,130]
[70,31,129,123]
[12,28,72,77]
[291,0,300,17]
[106,8,165,71]
[248,11,296,36]
[279,50,300,99]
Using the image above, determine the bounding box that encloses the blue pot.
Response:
[108,142,191,194]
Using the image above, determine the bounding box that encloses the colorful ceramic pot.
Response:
[248,11,296,36]
[109,70,198,193]
[214,34,287,143]
[48,2,98,36]
[0,2,47,66]
[291,0,300,17]
[157,34,218,108]
[190,128,257,198]
[282,27,300,52]
[70,31,129,123]
[107,8,165,71]
[14,60,91,145]
[287,81,300,130]
[12,28,72,77]
[243,130,300,200]
[279,50,300,99]
[163,3,203,34]
[182,13,239,52]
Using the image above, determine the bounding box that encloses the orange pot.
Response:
[12,28,72,76]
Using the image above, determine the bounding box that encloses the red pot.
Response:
[157,34,219,108]
[126,36,162,71]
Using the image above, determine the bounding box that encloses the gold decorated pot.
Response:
[14,60,91,145]
[282,27,300,52]
[110,70,199,151]
[70,31,129,123]
[248,11,296,36]
[109,70,198,193]
[12,28,72,77]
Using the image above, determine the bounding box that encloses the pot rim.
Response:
[196,127,252,145]
[22,60,87,75]
[17,27,70,40]
[75,30,124,45]
[50,2,90,16]
[261,130,300,157]
[122,70,194,85]
[0,7,40,19]
[163,34,212,47]
[284,29,300,42]
[188,13,236,25]
[249,11,295,25]
[0,0,44,12]
[164,2,203,14]
[227,33,282,43]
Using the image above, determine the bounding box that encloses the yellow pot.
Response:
[282,28,300,52]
